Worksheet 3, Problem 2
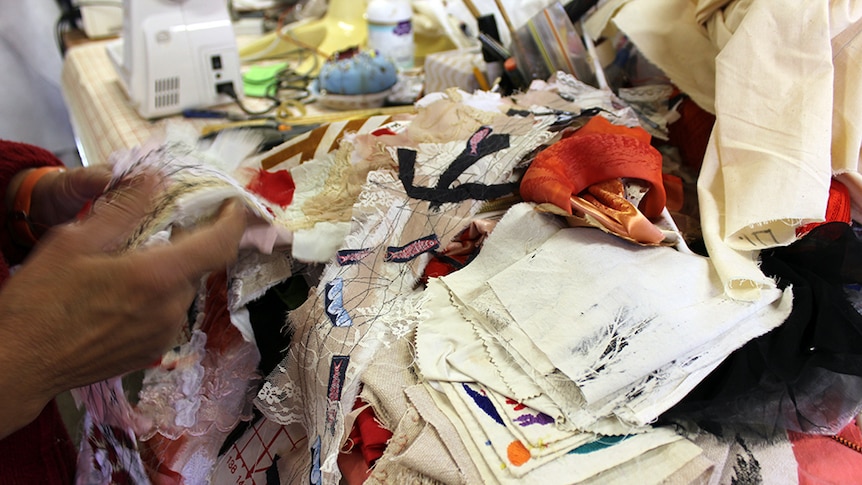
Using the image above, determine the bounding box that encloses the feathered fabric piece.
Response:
[107,124,275,251]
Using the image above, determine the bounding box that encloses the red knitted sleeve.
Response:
[0,139,64,270]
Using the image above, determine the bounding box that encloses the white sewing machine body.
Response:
[106,0,243,119]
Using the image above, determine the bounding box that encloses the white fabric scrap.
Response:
[228,307,255,344]
[488,226,790,408]
[694,0,833,300]
[291,221,352,262]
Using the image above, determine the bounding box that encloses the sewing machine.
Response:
[106,0,243,119]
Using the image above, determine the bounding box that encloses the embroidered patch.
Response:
[324,278,353,327]
[397,126,515,206]
[385,234,440,262]
[310,435,322,485]
[568,435,629,455]
[336,248,373,266]
[326,356,350,435]
[327,356,350,403]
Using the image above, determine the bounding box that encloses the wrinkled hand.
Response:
[0,173,248,438]
[29,165,113,227]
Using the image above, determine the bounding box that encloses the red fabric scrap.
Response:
[796,178,851,238]
[789,419,862,484]
[520,116,666,219]
[246,168,295,208]
[347,399,391,467]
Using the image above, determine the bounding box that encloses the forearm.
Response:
[0,316,56,439]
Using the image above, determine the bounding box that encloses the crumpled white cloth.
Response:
[586,0,862,300]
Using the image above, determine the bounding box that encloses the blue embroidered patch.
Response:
[324,278,353,327]
[309,435,322,485]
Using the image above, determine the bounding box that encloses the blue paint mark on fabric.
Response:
[462,383,504,426]
[568,435,629,454]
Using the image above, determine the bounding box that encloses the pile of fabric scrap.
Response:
[67,2,862,480]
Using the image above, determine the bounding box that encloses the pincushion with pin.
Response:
[316,47,399,109]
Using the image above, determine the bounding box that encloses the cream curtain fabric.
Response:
[587,0,862,299]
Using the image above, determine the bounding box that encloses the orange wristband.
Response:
[9,166,65,246]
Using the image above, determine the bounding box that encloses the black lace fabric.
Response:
[664,222,862,435]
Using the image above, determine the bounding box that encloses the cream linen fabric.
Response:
[361,334,477,485]
[586,0,862,300]
[577,439,707,485]
[833,18,862,218]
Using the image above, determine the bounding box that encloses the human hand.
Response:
[28,165,113,227]
[0,173,248,438]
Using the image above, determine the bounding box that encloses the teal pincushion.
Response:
[317,48,398,96]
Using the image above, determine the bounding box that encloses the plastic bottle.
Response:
[366,0,414,70]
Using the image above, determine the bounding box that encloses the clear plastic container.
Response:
[511,1,597,87]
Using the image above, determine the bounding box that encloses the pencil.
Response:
[493,0,527,71]
[492,0,517,36]
[473,65,491,90]
[462,0,481,19]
